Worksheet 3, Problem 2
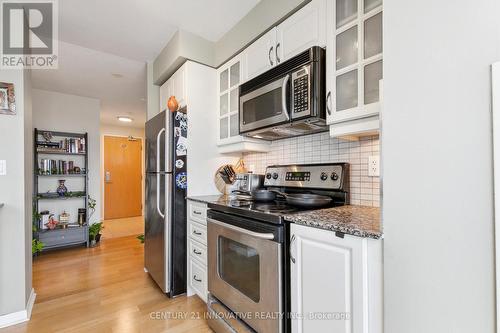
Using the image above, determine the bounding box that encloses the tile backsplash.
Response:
[243,132,380,207]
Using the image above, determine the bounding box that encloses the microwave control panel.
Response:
[292,65,311,118]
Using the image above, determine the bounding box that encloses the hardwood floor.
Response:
[102,216,144,239]
[1,236,211,333]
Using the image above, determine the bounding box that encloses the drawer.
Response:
[188,200,207,225]
[38,227,86,248]
[189,221,207,245]
[189,259,207,303]
[189,238,207,266]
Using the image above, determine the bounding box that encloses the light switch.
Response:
[0,160,6,176]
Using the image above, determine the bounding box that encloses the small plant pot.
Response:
[90,239,98,247]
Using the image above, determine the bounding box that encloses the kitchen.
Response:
[145,0,383,332]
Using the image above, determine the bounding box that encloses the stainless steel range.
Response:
[206,163,349,333]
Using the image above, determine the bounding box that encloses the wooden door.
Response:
[104,136,142,220]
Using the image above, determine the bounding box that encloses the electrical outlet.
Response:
[368,156,379,177]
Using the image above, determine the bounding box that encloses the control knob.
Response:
[320,172,328,181]
[266,173,272,180]
[272,173,279,180]
[331,172,339,181]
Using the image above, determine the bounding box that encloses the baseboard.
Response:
[26,288,36,319]
[0,288,36,329]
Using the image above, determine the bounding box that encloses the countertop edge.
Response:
[287,218,383,240]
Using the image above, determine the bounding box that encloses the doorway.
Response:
[103,136,143,220]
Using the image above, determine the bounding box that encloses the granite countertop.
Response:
[284,205,382,239]
[187,195,228,205]
[187,196,382,239]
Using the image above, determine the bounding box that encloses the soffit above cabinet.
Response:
[153,0,311,84]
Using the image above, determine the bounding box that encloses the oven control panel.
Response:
[264,163,348,190]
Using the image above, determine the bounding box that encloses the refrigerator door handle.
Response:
[156,128,166,172]
[157,174,165,218]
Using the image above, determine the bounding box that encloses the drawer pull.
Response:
[193,249,202,255]
[193,275,202,283]
[193,210,202,215]
[193,230,202,236]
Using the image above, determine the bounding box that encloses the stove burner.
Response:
[230,200,252,207]
[254,203,297,214]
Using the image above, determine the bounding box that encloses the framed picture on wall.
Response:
[0,82,16,115]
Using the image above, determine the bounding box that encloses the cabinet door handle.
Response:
[276,43,281,63]
[193,230,202,236]
[290,234,296,264]
[193,210,202,215]
[326,91,332,115]
[193,249,202,255]
[193,275,202,282]
[269,46,274,66]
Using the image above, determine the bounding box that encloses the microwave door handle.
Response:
[282,75,290,121]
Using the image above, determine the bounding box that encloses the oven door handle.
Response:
[282,75,290,121]
[208,218,275,240]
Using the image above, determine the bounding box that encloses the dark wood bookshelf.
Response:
[34,128,89,250]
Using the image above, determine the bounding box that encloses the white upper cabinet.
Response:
[245,0,327,81]
[326,0,383,131]
[159,79,172,112]
[276,0,327,63]
[245,28,277,81]
[172,65,187,108]
[216,53,270,153]
[159,63,187,112]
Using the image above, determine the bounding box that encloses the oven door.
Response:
[239,75,291,134]
[207,214,283,333]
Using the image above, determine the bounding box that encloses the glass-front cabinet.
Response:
[326,0,383,126]
[216,53,270,153]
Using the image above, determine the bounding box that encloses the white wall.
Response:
[100,124,145,217]
[383,0,500,332]
[0,69,33,318]
[32,89,101,224]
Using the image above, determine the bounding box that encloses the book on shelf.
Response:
[36,137,86,154]
[38,159,84,175]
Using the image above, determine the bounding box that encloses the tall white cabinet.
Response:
[326,0,383,137]
[290,224,382,333]
[159,61,237,196]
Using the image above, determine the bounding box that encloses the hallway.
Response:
[102,216,144,239]
[1,236,210,333]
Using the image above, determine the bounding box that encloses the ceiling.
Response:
[32,0,260,127]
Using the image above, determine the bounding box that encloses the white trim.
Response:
[0,288,36,329]
[26,288,36,320]
[492,62,500,333]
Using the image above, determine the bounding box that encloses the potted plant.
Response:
[89,222,104,247]
[32,239,44,255]
[137,234,144,243]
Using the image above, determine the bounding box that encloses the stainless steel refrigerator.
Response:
[145,108,187,297]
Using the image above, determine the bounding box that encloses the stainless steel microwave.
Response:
[239,46,326,141]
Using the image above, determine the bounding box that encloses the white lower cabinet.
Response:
[290,224,382,333]
[187,200,208,303]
